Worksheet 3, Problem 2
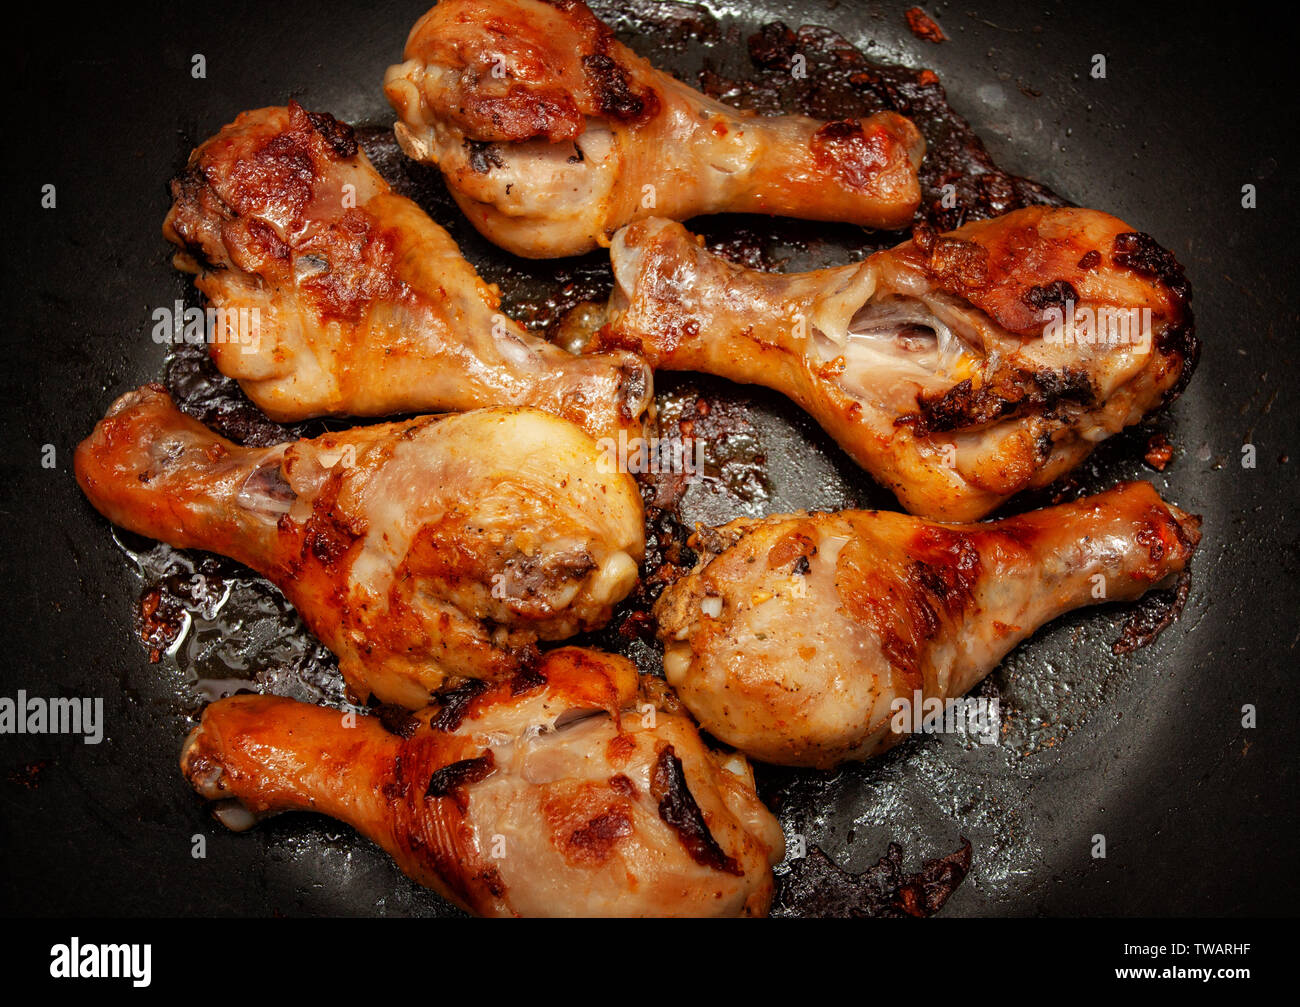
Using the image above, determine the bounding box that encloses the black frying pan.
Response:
[2,0,1295,917]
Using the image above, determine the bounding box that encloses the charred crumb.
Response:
[136,585,185,663]
[905,7,947,44]
[134,554,234,663]
[7,760,52,789]
[748,22,800,72]
[773,839,972,918]
[1113,571,1192,655]
[1144,432,1174,471]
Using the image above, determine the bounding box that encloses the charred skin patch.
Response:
[227,129,315,223]
[650,745,742,875]
[810,119,895,191]
[581,52,660,123]
[381,736,507,911]
[1109,230,1199,394]
[202,102,346,234]
[464,138,505,173]
[462,86,584,143]
[1021,279,1078,311]
[374,702,421,739]
[1134,505,1200,572]
[429,678,491,732]
[168,102,405,325]
[287,477,362,569]
[902,365,1096,438]
[539,780,636,868]
[605,731,636,765]
[1111,231,1191,302]
[303,106,359,159]
[508,663,547,696]
[608,773,637,797]
[425,751,496,806]
[243,218,291,262]
[439,1,658,140]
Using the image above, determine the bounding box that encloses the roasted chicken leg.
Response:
[75,386,644,707]
[181,647,784,917]
[164,102,651,441]
[598,209,1198,521]
[655,482,1200,768]
[383,0,925,257]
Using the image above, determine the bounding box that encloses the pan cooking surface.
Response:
[1,0,1295,916]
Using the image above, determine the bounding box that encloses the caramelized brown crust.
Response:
[395,0,659,142]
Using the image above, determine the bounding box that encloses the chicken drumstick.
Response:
[383,0,924,257]
[181,647,784,916]
[75,386,644,707]
[655,482,1200,768]
[598,208,1198,521]
[164,102,651,441]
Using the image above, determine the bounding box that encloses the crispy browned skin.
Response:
[163,103,651,440]
[74,386,644,707]
[181,648,784,917]
[600,208,1198,521]
[655,483,1200,768]
[383,0,924,257]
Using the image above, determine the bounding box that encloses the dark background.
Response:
[1,0,1295,916]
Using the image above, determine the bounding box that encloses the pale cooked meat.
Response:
[75,386,644,707]
[181,647,785,917]
[383,0,924,257]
